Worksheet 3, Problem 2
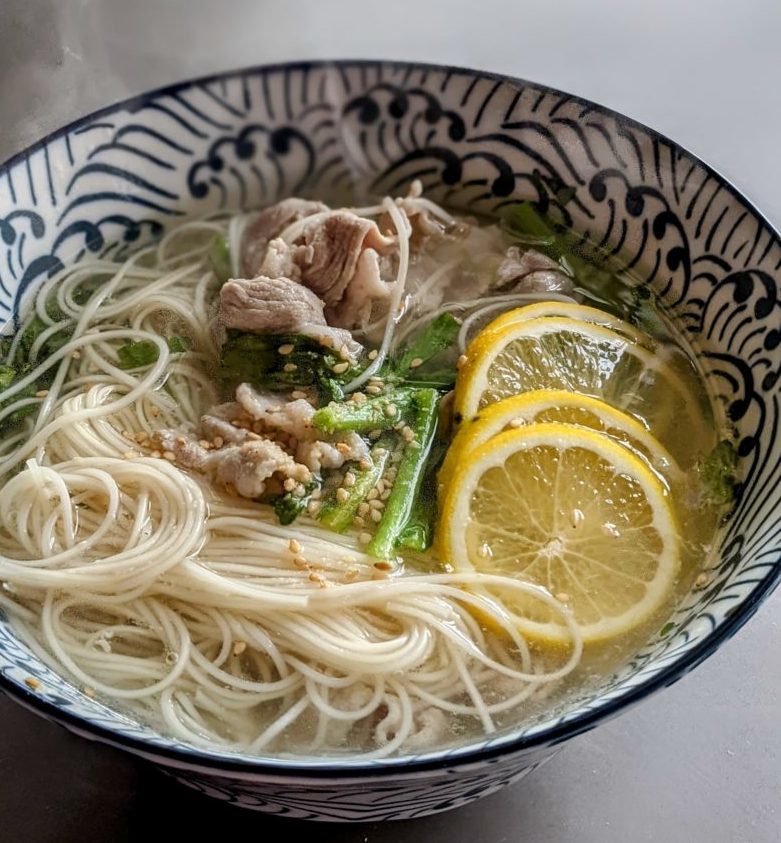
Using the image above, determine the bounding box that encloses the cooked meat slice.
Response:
[326,247,388,328]
[207,439,310,498]
[496,247,574,294]
[219,276,326,333]
[258,238,305,282]
[235,384,315,440]
[296,212,393,313]
[151,426,310,499]
[153,429,211,470]
[296,431,370,474]
[512,270,575,294]
[243,198,328,277]
[200,414,255,445]
[217,276,362,357]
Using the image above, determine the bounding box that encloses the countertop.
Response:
[0,1,779,840]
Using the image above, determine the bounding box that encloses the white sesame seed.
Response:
[336,487,350,503]
[232,641,247,656]
[278,344,294,355]
[368,349,379,360]
[283,362,298,373]
[555,592,571,603]
[293,555,309,568]
[307,501,322,516]
[368,429,382,439]
[291,390,308,400]
[409,357,424,369]
[344,471,356,487]
[457,354,468,368]
[35,389,49,398]
[163,451,176,462]
[83,686,96,698]
[71,350,82,360]
[333,361,350,375]
[366,385,382,395]
[359,531,372,545]
[24,677,40,691]
[289,539,302,554]
[385,403,397,417]
[370,509,382,523]
[695,572,710,588]
[339,344,351,361]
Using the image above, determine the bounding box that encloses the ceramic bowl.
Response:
[0,61,779,822]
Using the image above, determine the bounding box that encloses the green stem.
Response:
[368,388,439,559]
[312,388,415,435]
[317,436,393,533]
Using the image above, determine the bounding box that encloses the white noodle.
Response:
[342,197,412,391]
[0,204,584,759]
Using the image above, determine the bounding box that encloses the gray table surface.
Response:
[1,1,779,840]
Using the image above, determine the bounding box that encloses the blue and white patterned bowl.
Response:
[1,61,779,822]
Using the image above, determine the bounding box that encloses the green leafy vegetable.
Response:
[210,234,232,284]
[166,336,192,354]
[699,440,738,506]
[116,336,191,370]
[273,480,320,526]
[0,366,15,390]
[219,331,360,398]
[394,313,461,377]
[502,201,559,247]
[0,362,40,435]
[0,278,109,437]
[368,388,440,559]
[502,200,666,336]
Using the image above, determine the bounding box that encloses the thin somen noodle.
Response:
[0,189,727,758]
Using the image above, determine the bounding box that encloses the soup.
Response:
[0,183,734,757]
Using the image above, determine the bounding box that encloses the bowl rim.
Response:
[1,58,779,778]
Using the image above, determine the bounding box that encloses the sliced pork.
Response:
[496,247,575,294]
[243,198,328,277]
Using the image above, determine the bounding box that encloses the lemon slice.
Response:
[477,301,655,349]
[438,422,680,645]
[439,389,680,495]
[453,316,709,466]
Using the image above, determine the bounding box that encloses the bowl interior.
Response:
[0,60,779,771]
